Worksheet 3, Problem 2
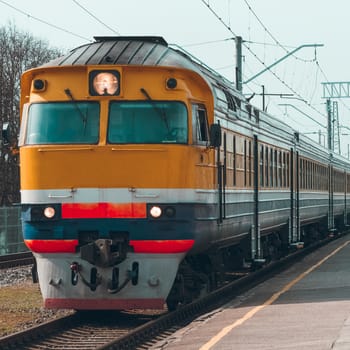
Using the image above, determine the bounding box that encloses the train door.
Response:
[213,125,225,223]
[328,163,335,231]
[212,129,225,224]
[252,134,262,260]
[345,171,348,226]
[289,148,300,244]
[192,104,226,224]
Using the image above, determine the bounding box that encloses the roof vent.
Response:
[93,36,168,47]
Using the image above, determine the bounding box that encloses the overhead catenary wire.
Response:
[241,0,328,119]
[72,0,120,35]
[242,0,328,121]
[182,37,234,48]
[200,0,327,124]
[0,0,91,42]
[182,38,296,49]
[242,0,315,63]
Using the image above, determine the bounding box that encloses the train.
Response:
[18,36,350,310]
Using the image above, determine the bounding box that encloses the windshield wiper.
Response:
[64,88,87,133]
[140,88,170,132]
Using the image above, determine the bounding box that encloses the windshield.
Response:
[107,101,188,144]
[25,102,99,144]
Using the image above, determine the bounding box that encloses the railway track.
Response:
[0,251,34,269]
[0,310,163,350]
[0,233,339,350]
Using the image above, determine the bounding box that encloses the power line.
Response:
[72,0,120,35]
[182,37,234,48]
[278,103,326,128]
[200,0,327,122]
[245,48,327,120]
[242,0,316,63]
[182,38,296,49]
[0,0,91,42]
[241,0,338,124]
[245,40,296,49]
[200,0,238,37]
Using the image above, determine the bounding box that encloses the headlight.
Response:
[89,70,120,96]
[28,204,60,221]
[44,206,56,219]
[150,206,162,218]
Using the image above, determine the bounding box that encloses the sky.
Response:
[1,0,350,154]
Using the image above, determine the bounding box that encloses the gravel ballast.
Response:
[0,265,72,337]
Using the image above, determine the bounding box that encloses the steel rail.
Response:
[0,252,34,269]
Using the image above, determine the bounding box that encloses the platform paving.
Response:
[152,235,350,350]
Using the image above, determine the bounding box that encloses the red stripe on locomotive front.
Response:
[61,202,147,219]
[24,239,79,253]
[129,239,194,253]
[24,239,194,254]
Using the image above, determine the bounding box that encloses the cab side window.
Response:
[192,104,209,144]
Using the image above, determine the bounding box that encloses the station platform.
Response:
[153,234,350,350]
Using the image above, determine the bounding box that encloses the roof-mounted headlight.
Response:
[89,70,120,96]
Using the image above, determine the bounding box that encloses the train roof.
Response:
[43,36,203,71]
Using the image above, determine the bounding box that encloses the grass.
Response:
[0,282,43,335]
[0,281,71,337]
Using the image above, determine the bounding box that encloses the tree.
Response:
[0,23,63,206]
